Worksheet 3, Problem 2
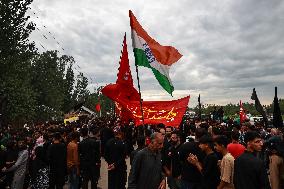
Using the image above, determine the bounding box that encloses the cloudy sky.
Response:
[28,0,284,107]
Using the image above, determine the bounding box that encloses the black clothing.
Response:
[100,127,114,156]
[130,147,143,165]
[47,142,67,189]
[179,123,190,143]
[128,148,164,189]
[201,153,220,189]
[178,142,204,184]
[163,143,182,178]
[234,151,271,189]
[123,125,135,155]
[161,138,171,172]
[79,137,101,189]
[105,137,127,189]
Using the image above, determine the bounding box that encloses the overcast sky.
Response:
[28,0,284,107]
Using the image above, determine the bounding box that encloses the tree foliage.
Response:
[0,0,37,125]
[0,0,90,125]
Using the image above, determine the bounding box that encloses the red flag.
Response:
[95,103,101,112]
[123,96,190,127]
[240,100,247,124]
[101,34,140,102]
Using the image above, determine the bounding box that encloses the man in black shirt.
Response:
[104,129,128,189]
[188,135,220,189]
[163,131,182,189]
[234,131,271,189]
[47,132,67,189]
[178,128,205,189]
[79,127,101,189]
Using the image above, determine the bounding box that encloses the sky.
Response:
[28,0,284,107]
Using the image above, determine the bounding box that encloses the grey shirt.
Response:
[128,147,164,189]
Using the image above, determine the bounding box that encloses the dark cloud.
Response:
[28,0,284,107]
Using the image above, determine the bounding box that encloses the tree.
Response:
[61,55,75,112]
[0,0,37,125]
[73,72,89,102]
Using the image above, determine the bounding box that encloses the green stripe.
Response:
[133,48,174,95]
[133,48,151,68]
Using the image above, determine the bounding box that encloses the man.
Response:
[47,132,67,189]
[188,135,220,189]
[227,131,245,159]
[67,132,80,189]
[128,132,166,189]
[163,131,182,189]
[2,139,28,189]
[89,126,101,186]
[104,129,128,189]
[79,127,100,189]
[178,128,206,189]
[214,135,234,189]
[233,131,271,189]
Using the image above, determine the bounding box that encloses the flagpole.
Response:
[239,100,242,125]
[134,62,145,126]
[198,94,201,120]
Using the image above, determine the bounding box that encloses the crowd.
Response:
[0,114,283,189]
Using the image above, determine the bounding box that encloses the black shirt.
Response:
[178,141,204,183]
[163,143,182,178]
[78,137,100,169]
[47,142,67,174]
[201,152,220,189]
[104,137,127,170]
[234,151,271,189]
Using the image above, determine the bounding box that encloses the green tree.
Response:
[61,55,75,112]
[31,51,66,121]
[0,0,37,125]
[73,72,89,102]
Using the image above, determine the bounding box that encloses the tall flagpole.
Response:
[134,62,145,126]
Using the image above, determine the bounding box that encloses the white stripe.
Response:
[131,30,173,85]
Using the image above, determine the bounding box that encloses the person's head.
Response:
[199,135,214,153]
[114,130,124,140]
[89,127,100,138]
[80,127,89,138]
[148,132,164,152]
[231,130,240,142]
[70,131,80,142]
[170,131,179,145]
[195,128,207,141]
[214,135,229,154]
[17,139,27,151]
[165,126,172,138]
[270,128,279,136]
[136,136,145,148]
[244,131,263,152]
[159,128,166,136]
[53,132,61,142]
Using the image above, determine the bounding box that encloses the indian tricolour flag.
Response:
[129,10,182,96]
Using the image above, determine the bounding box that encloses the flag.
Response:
[101,34,140,102]
[239,100,247,124]
[124,96,190,127]
[129,10,182,95]
[95,103,101,112]
[273,87,283,128]
[251,88,268,127]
